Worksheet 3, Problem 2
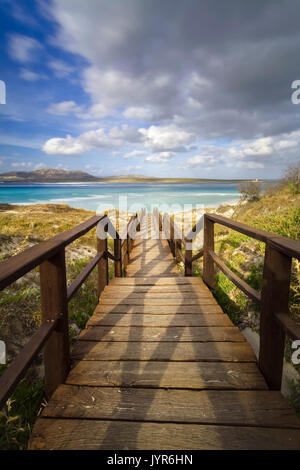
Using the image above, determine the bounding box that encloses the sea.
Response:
[0,182,241,213]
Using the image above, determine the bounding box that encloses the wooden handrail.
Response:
[67,252,105,302]
[209,249,261,304]
[206,213,300,260]
[161,208,300,390]
[0,212,138,408]
[0,214,107,291]
[0,320,57,408]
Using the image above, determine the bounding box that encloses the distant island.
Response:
[0,168,258,183]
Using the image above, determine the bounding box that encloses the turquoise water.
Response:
[0,182,240,213]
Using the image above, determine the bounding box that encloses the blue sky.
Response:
[1,0,300,179]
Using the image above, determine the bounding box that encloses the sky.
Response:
[1,0,300,179]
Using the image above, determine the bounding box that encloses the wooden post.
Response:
[259,243,291,390]
[40,248,70,399]
[185,245,192,276]
[170,218,175,257]
[114,237,122,277]
[97,234,108,298]
[175,240,182,264]
[203,215,215,289]
[123,238,128,270]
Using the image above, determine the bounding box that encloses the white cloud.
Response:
[42,125,141,155]
[8,34,42,63]
[47,101,82,115]
[48,59,75,78]
[19,68,46,81]
[145,152,175,163]
[185,155,219,168]
[139,125,194,152]
[43,135,88,155]
[123,150,147,159]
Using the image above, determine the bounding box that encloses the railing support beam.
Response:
[203,215,215,289]
[97,236,108,298]
[114,237,122,277]
[259,243,291,390]
[40,249,70,399]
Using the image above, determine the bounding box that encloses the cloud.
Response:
[42,125,142,155]
[145,152,175,163]
[123,150,147,159]
[8,34,42,63]
[19,68,47,81]
[139,125,194,152]
[48,59,75,78]
[47,100,82,115]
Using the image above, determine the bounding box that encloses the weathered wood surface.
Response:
[30,216,300,450]
[78,326,245,342]
[29,419,300,450]
[65,360,267,390]
[41,386,300,428]
[87,313,233,327]
[71,340,257,362]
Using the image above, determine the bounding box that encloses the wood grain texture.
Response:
[78,326,245,342]
[95,304,223,314]
[87,313,233,327]
[29,419,300,450]
[71,340,257,362]
[29,228,300,450]
[65,361,267,390]
[41,385,300,428]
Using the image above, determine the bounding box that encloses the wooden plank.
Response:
[29,419,300,450]
[95,304,223,314]
[78,326,244,342]
[87,313,233,327]
[101,284,211,293]
[99,297,219,306]
[100,291,215,299]
[71,340,257,362]
[41,385,300,429]
[66,361,267,390]
[109,277,203,285]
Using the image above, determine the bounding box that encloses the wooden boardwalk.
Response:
[29,216,300,450]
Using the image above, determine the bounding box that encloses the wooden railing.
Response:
[0,212,140,408]
[162,211,300,390]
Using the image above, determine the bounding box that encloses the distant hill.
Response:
[0,168,254,183]
[0,168,98,182]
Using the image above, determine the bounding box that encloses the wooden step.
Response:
[94,304,223,314]
[87,313,233,327]
[109,277,204,285]
[29,419,300,450]
[41,385,300,429]
[99,297,219,306]
[71,340,257,363]
[66,361,267,390]
[78,326,244,342]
